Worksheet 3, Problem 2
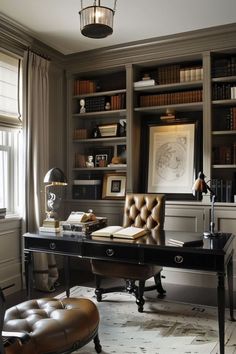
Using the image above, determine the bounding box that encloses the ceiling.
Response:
[1,0,236,55]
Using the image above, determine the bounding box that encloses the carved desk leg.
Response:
[64,256,70,298]
[24,250,33,299]
[227,256,235,321]
[217,272,225,354]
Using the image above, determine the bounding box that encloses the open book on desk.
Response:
[91,226,147,239]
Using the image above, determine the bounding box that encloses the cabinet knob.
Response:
[174,255,183,264]
[106,248,115,257]
[49,242,56,250]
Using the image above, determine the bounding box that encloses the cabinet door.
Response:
[165,206,204,232]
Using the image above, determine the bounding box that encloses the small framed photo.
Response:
[92,146,114,165]
[102,173,126,199]
[95,154,108,167]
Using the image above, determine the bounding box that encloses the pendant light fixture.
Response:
[79,0,117,39]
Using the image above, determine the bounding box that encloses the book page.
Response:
[91,226,123,237]
[113,226,147,239]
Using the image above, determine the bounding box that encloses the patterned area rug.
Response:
[56,286,236,354]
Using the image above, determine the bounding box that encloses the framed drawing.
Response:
[141,117,202,200]
[102,173,126,199]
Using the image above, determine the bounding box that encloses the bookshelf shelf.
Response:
[212,130,236,135]
[212,99,236,106]
[73,109,127,118]
[73,88,126,99]
[73,166,127,171]
[73,137,126,143]
[134,102,203,113]
[134,81,203,93]
[212,164,236,169]
[212,76,236,83]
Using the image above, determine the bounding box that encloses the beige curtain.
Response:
[22,50,58,292]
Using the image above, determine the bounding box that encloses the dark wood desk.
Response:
[23,230,235,354]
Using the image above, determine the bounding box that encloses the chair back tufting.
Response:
[123,193,165,231]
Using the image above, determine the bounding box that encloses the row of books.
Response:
[225,107,236,130]
[73,128,88,140]
[212,143,236,165]
[212,56,236,78]
[0,207,6,219]
[212,84,236,100]
[80,94,126,113]
[211,179,234,203]
[139,89,202,107]
[74,79,97,95]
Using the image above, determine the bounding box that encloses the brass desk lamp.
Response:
[192,172,216,238]
[42,168,67,231]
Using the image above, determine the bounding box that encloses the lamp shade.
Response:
[192,172,208,195]
[79,1,116,39]
[44,168,67,185]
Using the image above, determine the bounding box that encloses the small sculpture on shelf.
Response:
[80,98,86,113]
[91,125,101,138]
[86,155,94,168]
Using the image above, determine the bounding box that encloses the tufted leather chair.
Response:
[1,287,102,354]
[91,193,166,312]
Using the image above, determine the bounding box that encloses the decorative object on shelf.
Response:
[95,154,108,167]
[98,123,119,137]
[102,172,126,199]
[91,125,101,138]
[41,168,67,233]
[79,0,117,39]
[160,109,176,121]
[192,172,216,238]
[93,146,114,166]
[86,155,95,168]
[119,119,126,136]
[80,98,86,113]
[105,101,111,110]
[74,153,86,168]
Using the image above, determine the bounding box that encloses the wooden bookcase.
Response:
[65,25,236,232]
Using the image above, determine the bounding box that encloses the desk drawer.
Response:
[25,237,80,255]
[143,248,217,271]
[82,243,140,263]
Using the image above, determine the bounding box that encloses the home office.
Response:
[1,1,236,353]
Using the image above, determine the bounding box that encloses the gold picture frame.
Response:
[102,173,126,199]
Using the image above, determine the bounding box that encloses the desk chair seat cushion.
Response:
[91,261,162,280]
[3,297,99,354]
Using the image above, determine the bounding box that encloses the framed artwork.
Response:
[102,173,126,199]
[148,123,195,194]
[141,117,202,200]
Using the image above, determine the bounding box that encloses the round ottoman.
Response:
[3,297,101,354]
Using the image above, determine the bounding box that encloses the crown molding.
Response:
[0,13,64,63]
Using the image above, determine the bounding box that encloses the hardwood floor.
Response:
[6,268,235,309]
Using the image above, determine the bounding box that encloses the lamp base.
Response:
[42,218,60,228]
[203,231,221,238]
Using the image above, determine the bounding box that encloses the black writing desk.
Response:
[23,230,235,354]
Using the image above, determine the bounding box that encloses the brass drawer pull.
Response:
[49,242,56,250]
[174,255,183,264]
[106,248,115,257]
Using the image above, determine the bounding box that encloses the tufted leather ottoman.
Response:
[3,297,101,354]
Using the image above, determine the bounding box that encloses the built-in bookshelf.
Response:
[67,29,236,208]
[211,52,236,202]
[70,69,127,201]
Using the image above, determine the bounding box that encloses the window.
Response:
[0,52,22,215]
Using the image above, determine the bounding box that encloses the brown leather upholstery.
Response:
[91,193,166,312]
[3,297,101,354]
